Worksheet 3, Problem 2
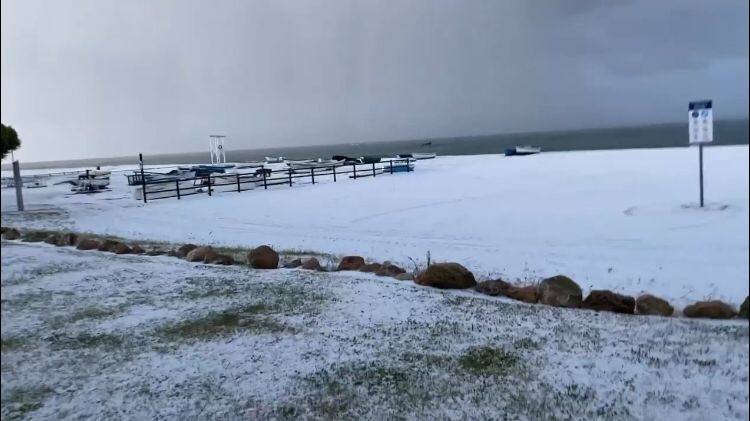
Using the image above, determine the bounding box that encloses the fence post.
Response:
[332,166,337,182]
[311,168,315,184]
[207,175,212,196]
[237,174,241,192]
[389,160,393,174]
[288,168,293,186]
[263,170,268,190]
[139,154,147,203]
[176,180,181,199]
[352,163,357,179]
[406,159,411,172]
[372,162,376,177]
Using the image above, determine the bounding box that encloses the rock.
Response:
[21,230,50,242]
[283,258,303,268]
[338,256,366,271]
[505,286,539,304]
[475,279,512,296]
[582,290,635,314]
[415,263,476,289]
[376,262,406,277]
[538,275,583,308]
[359,263,382,273]
[44,233,60,245]
[2,228,21,240]
[301,257,323,271]
[186,246,217,262]
[130,245,146,254]
[635,294,674,317]
[97,239,118,252]
[146,248,167,256]
[0,226,8,234]
[395,273,414,281]
[76,238,101,251]
[683,300,737,319]
[56,233,78,247]
[247,245,279,269]
[207,254,234,265]
[112,242,132,255]
[740,297,749,320]
[176,244,198,258]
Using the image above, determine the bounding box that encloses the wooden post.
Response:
[699,144,704,207]
[372,162,376,177]
[176,180,181,199]
[237,173,241,192]
[332,166,337,182]
[207,175,212,196]
[12,160,24,211]
[311,168,315,184]
[389,160,393,174]
[352,163,357,179]
[263,170,268,190]
[288,168,293,186]
[139,153,147,203]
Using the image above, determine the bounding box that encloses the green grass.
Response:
[2,385,54,420]
[48,332,124,351]
[1,336,25,352]
[156,304,291,342]
[458,346,520,375]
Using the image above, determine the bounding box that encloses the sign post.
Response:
[688,100,713,207]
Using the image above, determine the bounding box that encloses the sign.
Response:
[688,100,713,144]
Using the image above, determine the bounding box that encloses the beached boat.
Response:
[264,156,286,163]
[380,157,416,172]
[1,175,49,189]
[287,159,344,171]
[56,170,111,192]
[410,152,436,160]
[504,146,541,156]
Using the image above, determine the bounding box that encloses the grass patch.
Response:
[48,332,124,351]
[2,385,54,420]
[458,346,520,375]
[157,304,290,342]
[1,336,25,352]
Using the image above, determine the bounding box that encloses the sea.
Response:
[7,119,749,170]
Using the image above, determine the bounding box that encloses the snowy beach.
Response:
[2,146,748,308]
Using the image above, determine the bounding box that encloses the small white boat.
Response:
[505,146,541,156]
[409,152,436,160]
[265,156,285,163]
[287,159,344,171]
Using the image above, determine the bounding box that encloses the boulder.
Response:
[112,242,132,255]
[97,239,118,252]
[582,290,635,314]
[2,228,21,240]
[338,256,365,271]
[505,286,539,304]
[538,275,583,308]
[186,246,217,263]
[0,226,8,234]
[740,297,749,320]
[56,233,78,247]
[301,257,323,271]
[247,245,279,269]
[359,263,382,273]
[683,300,737,319]
[146,248,167,256]
[283,258,303,268]
[415,263,476,289]
[635,294,674,317]
[376,262,406,277]
[475,279,512,296]
[131,244,146,254]
[207,254,235,265]
[176,244,198,258]
[76,238,101,251]
[395,273,414,281]
[44,233,60,245]
[21,230,51,242]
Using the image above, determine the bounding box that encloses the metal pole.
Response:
[699,144,704,207]
[139,153,147,203]
[12,160,24,211]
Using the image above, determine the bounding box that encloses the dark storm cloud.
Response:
[1,0,747,162]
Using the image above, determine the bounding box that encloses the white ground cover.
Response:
[1,241,748,419]
[2,146,748,309]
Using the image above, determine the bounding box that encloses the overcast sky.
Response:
[1,0,748,162]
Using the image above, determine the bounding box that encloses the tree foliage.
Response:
[1,123,21,159]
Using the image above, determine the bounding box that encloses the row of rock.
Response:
[3,227,747,320]
[476,274,749,320]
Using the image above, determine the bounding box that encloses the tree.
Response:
[1,123,21,160]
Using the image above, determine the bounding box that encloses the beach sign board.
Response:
[688,100,713,144]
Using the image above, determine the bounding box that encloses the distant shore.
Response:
[4,118,748,170]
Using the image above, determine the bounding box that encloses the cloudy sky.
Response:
[1,0,748,162]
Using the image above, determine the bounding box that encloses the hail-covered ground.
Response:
[1,146,748,309]
[1,241,748,420]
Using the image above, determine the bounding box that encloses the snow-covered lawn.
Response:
[1,241,748,419]
[2,146,747,308]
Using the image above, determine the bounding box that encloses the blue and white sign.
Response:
[688,100,713,144]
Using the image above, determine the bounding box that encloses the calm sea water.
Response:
[10,119,749,170]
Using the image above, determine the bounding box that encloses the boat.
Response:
[421,140,432,146]
[56,169,111,192]
[504,146,541,156]
[287,159,344,171]
[380,157,416,172]
[265,156,285,163]
[409,153,436,160]
[1,175,49,188]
